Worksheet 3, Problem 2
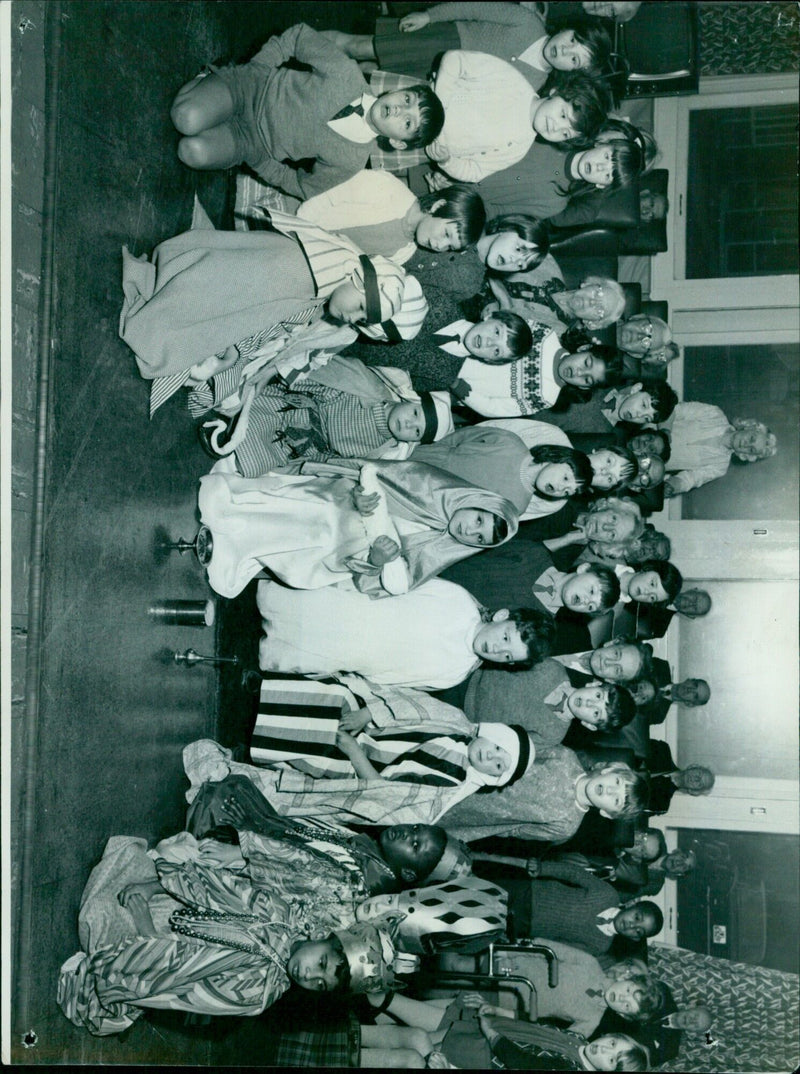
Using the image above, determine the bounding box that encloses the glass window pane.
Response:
[677,581,799,780]
[680,343,799,520]
[686,104,799,278]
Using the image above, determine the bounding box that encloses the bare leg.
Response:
[171,71,236,136]
[177,123,241,171]
[360,1046,426,1068]
[319,30,376,61]
[361,1026,432,1067]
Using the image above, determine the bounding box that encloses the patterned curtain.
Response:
[648,944,800,1072]
[700,3,800,75]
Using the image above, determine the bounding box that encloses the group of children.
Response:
[61,4,781,1069]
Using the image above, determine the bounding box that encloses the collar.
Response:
[328,92,379,143]
[596,907,619,935]
[532,565,568,613]
[543,680,574,721]
[517,34,548,70]
[434,319,472,357]
[573,773,591,813]
[614,564,635,603]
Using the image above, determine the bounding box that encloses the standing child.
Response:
[256,577,554,690]
[169,23,444,199]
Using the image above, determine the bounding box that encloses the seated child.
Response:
[549,118,656,212]
[326,6,613,88]
[57,832,402,1036]
[528,561,621,616]
[119,208,428,417]
[600,379,678,427]
[198,355,455,476]
[297,172,487,262]
[442,745,649,844]
[453,322,624,418]
[616,559,683,608]
[586,445,639,491]
[169,23,444,199]
[256,577,555,690]
[459,656,637,748]
[197,457,518,598]
[428,60,612,182]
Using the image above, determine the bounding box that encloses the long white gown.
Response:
[256,578,484,690]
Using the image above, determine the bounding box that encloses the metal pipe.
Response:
[14,0,62,1038]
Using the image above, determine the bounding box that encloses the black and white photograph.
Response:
[3,0,799,1069]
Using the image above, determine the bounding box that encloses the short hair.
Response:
[641,379,678,423]
[501,608,557,671]
[626,978,672,1023]
[585,495,646,543]
[604,684,637,730]
[529,444,593,494]
[550,346,627,411]
[629,559,683,606]
[645,340,680,369]
[322,933,351,993]
[418,183,487,248]
[587,563,621,609]
[626,427,671,462]
[489,310,533,357]
[682,764,715,793]
[594,761,650,817]
[541,69,614,148]
[614,1036,652,1072]
[396,84,444,148]
[604,444,639,489]
[570,17,615,71]
[483,213,550,274]
[581,275,626,328]
[731,418,779,461]
[638,827,667,861]
[633,899,664,936]
[491,515,509,545]
[598,118,659,171]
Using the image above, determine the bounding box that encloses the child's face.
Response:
[378,824,443,879]
[448,507,497,547]
[534,462,581,499]
[415,214,462,252]
[479,231,540,273]
[468,736,512,778]
[617,389,656,424]
[603,977,645,1016]
[567,684,609,727]
[589,448,625,490]
[328,281,366,325]
[584,769,629,817]
[369,89,421,146]
[286,938,344,993]
[589,643,642,682]
[532,94,580,143]
[628,569,668,604]
[473,614,528,664]
[557,350,607,389]
[583,1035,635,1071]
[560,571,605,614]
[463,319,513,362]
[572,145,614,186]
[387,401,426,442]
[544,30,593,71]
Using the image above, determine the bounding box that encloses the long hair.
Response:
[418,184,487,248]
[529,444,593,494]
[628,559,683,606]
[482,213,550,275]
[539,69,614,149]
[558,138,646,200]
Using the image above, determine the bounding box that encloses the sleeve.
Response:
[253,157,310,200]
[492,1037,564,1070]
[155,857,294,922]
[295,159,369,201]
[427,1,544,31]
[248,23,308,70]
[666,460,729,495]
[547,195,603,230]
[438,153,500,184]
[536,858,615,899]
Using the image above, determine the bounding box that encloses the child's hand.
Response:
[400,11,430,31]
[461,992,488,1010]
[339,708,372,734]
[197,838,242,866]
[336,729,358,754]
[425,170,451,192]
[526,856,541,877]
[426,142,451,164]
[219,793,247,827]
[186,344,241,387]
[477,1013,498,1043]
[369,536,400,567]
[353,485,380,515]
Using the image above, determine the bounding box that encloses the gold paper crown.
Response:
[333,922,398,994]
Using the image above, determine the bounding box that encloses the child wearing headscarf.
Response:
[118,208,428,417]
[197,457,518,598]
